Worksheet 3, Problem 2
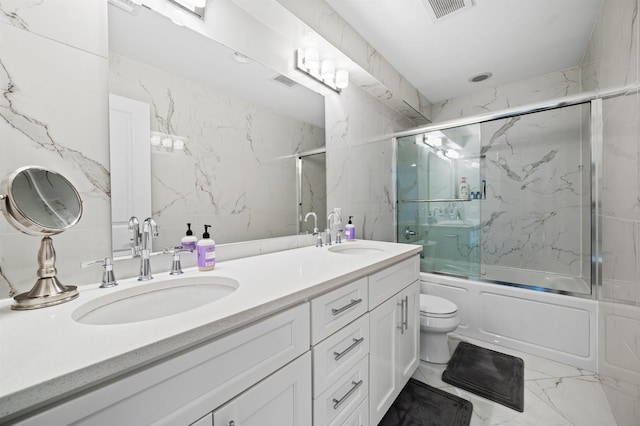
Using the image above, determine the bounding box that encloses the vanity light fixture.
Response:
[151,131,187,152]
[296,49,349,93]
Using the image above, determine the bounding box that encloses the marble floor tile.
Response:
[412,336,618,426]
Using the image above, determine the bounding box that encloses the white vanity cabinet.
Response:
[7,247,421,426]
[310,278,370,426]
[15,304,310,426]
[212,351,312,426]
[368,257,420,425]
[309,255,420,426]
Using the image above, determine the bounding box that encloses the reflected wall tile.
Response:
[109,53,324,248]
[0,0,107,57]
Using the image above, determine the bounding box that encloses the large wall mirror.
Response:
[108,1,326,256]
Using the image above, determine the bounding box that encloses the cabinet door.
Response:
[213,352,311,426]
[369,281,420,425]
[397,281,420,385]
[368,294,401,425]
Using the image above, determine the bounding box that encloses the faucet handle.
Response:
[163,246,192,275]
[82,257,118,288]
[336,229,343,244]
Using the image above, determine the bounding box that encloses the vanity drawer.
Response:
[313,355,369,426]
[311,277,368,345]
[339,397,369,426]
[368,256,419,309]
[312,313,369,397]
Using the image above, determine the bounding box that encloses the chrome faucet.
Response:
[128,216,142,256]
[326,211,342,245]
[304,212,322,247]
[138,217,158,281]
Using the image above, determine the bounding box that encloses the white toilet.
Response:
[419,294,460,364]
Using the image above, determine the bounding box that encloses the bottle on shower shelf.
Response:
[459,177,470,200]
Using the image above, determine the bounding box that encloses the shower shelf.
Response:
[400,198,472,203]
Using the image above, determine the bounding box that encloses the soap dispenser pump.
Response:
[181,223,197,251]
[345,216,356,241]
[197,225,216,271]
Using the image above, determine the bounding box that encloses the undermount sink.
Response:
[72,276,239,325]
[328,243,386,255]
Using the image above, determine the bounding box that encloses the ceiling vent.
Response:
[270,74,298,89]
[422,0,474,21]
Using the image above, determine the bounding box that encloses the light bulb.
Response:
[305,49,319,73]
[335,69,349,89]
[321,60,335,83]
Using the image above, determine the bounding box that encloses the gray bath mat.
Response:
[379,378,473,426]
[442,341,524,412]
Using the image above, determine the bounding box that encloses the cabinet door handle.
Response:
[228,422,235,426]
[333,337,365,361]
[399,298,406,335]
[403,295,409,330]
[331,298,363,316]
[332,379,364,410]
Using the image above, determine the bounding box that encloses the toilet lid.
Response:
[420,294,457,316]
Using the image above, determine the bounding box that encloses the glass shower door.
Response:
[397,125,481,276]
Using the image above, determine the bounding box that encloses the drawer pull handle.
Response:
[332,298,363,316]
[332,379,364,410]
[333,337,365,361]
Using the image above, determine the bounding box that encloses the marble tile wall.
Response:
[0,0,111,298]
[431,67,582,122]
[325,85,414,243]
[424,67,589,280]
[581,0,640,424]
[479,104,590,279]
[109,53,325,250]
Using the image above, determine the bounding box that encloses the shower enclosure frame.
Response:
[296,147,326,235]
[390,88,629,300]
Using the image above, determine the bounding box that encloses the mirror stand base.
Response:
[11,236,79,310]
[12,280,79,311]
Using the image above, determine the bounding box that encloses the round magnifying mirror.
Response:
[1,166,83,310]
[1,166,82,236]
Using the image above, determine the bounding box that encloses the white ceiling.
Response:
[110,0,604,128]
[326,0,604,103]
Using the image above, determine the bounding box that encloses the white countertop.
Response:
[0,240,421,421]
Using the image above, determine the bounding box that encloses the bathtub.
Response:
[421,271,597,371]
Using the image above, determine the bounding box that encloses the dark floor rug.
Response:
[379,378,473,426]
[442,341,525,412]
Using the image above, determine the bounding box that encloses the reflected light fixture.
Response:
[296,49,349,93]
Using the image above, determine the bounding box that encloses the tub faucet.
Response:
[138,217,158,281]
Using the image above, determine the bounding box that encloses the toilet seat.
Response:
[420,294,457,318]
